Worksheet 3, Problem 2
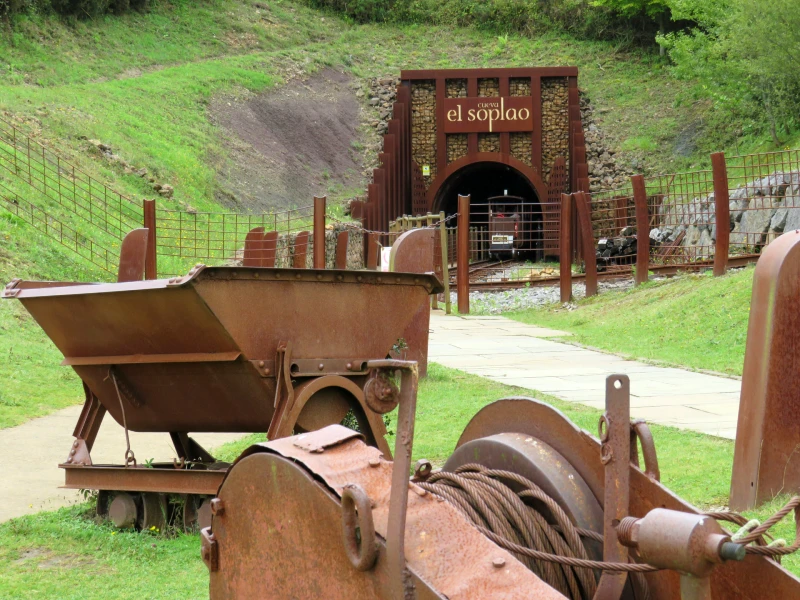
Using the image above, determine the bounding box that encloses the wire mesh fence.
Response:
[725,149,800,257]
[155,205,315,277]
[587,187,636,274]
[642,169,716,266]
[0,180,118,273]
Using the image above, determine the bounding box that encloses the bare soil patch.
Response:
[210,68,365,212]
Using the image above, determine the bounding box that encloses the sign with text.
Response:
[443,96,534,134]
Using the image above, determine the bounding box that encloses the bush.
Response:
[1,0,149,19]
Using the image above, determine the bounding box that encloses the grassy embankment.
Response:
[0,0,713,428]
[508,267,754,376]
[1,363,797,598]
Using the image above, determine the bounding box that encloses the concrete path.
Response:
[429,311,741,439]
[0,406,244,522]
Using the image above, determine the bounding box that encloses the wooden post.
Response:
[439,211,451,314]
[142,199,157,280]
[457,194,470,315]
[631,175,650,286]
[367,232,379,270]
[712,152,730,277]
[313,195,326,269]
[574,191,597,297]
[559,193,573,303]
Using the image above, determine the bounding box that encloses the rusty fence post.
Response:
[559,193,573,303]
[457,194,470,315]
[574,191,597,297]
[439,211,451,314]
[631,175,649,285]
[142,198,157,279]
[313,195,326,269]
[712,152,730,277]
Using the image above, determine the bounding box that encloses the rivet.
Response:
[414,278,419,283]
[493,558,506,568]
[275,272,281,278]
[346,362,353,370]
[258,361,265,368]
[254,272,259,278]
[264,368,270,375]
[70,449,76,456]
[196,263,203,268]
[66,457,72,463]
[296,273,302,279]
[357,276,362,282]
[317,274,323,280]
[336,275,343,281]
[395,277,400,283]
[377,277,382,283]
[318,363,324,371]
[368,458,381,468]
[168,278,175,284]
[231,271,237,277]
[73,441,79,448]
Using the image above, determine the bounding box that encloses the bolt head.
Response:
[258,361,265,368]
[493,557,506,568]
[318,363,324,371]
[368,457,381,468]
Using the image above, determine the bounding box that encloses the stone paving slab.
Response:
[0,406,245,522]
[430,311,742,441]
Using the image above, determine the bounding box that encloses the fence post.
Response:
[711,152,730,276]
[313,195,326,269]
[367,232,379,270]
[574,191,597,297]
[457,194,470,315]
[439,211,452,314]
[631,175,649,286]
[559,193,573,303]
[142,198,157,279]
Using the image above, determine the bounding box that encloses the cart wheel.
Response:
[140,493,167,533]
[182,494,199,532]
[96,490,110,518]
[109,492,138,529]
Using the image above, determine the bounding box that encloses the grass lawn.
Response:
[507,268,754,376]
[1,363,797,598]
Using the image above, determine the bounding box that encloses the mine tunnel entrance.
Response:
[433,161,548,261]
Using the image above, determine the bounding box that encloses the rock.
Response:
[136,168,148,177]
[369,98,380,106]
[152,182,163,191]
[186,205,197,214]
[158,184,174,198]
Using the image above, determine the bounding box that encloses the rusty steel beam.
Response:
[457,194,470,314]
[117,228,149,283]
[293,231,309,268]
[632,174,650,286]
[574,191,597,297]
[335,230,349,269]
[314,196,326,269]
[559,193,572,303]
[62,465,225,495]
[142,199,157,280]
[711,153,730,277]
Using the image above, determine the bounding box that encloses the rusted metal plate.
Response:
[214,431,565,599]
[389,229,436,377]
[117,228,149,283]
[455,397,800,598]
[731,230,800,510]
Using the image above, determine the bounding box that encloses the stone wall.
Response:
[478,78,500,97]
[249,226,364,269]
[541,78,570,184]
[411,81,437,186]
[580,92,635,191]
[447,134,468,164]
[510,132,532,166]
[478,133,501,153]
[510,78,531,97]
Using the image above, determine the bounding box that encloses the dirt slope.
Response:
[210,68,365,212]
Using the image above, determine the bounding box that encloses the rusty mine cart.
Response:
[4,264,441,532]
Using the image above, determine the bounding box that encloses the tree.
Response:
[591,0,671,52]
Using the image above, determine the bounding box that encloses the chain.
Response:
[106,367,136,467]
[326,212,457,236]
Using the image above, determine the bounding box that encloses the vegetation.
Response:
[508,268,754,376]
[1,363,797,598]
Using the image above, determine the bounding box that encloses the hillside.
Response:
[0,0,787,426]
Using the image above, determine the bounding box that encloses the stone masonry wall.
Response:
[447,134,468,164]
[541,78,570,185]
[411,81,437,187]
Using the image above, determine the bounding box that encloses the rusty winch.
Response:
[203,361,800,599]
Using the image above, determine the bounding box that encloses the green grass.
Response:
[508,268,754,376]
[1,363,797,598]
[0,211,104,428]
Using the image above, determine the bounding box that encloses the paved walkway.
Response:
[0,406,243,522]
[429,311,741,439]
